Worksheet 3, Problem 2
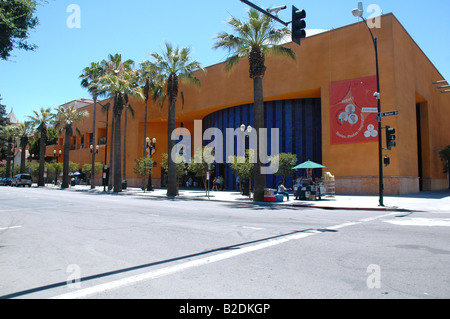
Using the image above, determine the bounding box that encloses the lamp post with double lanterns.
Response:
[53,149,62,162]
[146,137,156,191]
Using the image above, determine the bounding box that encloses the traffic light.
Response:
[385,126,396,150]
[292,6,306,45]
[384,155,391,167]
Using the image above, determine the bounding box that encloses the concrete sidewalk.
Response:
[55,184,450,212]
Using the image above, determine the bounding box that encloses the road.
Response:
[0,186,449,299]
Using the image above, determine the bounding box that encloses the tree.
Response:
[0,94,10,160]
[137,61,164,190]
[228,149,256,197]
[187,146,216,193]
[149,42,204,197]
[0,0,42,60]
[161,152,186,193]
[80,61,105,189]
[439,146,450,174]
[17,120,33,173]
[439,146,450,189]
[27,107,54,186]
[133,156,154,187]
[82,162,102,184]
[269,152,298,184]
[214,9,296,202]
[49,162,62,184]
[98,53,143,192]
[0,125,18,178]
[54,103,89,189]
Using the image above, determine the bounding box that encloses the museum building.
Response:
[46,14,450,195]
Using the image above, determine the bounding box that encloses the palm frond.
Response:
[213,8,296,72]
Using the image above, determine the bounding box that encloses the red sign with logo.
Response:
[330,76,379,145]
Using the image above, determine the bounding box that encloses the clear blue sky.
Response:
[1,0,449,122]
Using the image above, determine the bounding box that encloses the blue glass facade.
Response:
[202,98,322,190]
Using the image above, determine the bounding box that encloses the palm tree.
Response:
[17,121,33,173]
[98,53,143,192]
[27,107,54,186]
[80,61,105,189]
[54,103,89,189]
[149,42,204,197]
[0,125,19,178]
[213,9,296,202]
[138,60,164,190]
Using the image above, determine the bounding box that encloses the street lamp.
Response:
[146,137,157,191]
[90,144,99,154]
[352,4,385,207]
[240,124,253,196]
[53,149,62,162]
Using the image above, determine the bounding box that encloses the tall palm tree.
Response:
[213,9,296,202]
[17,121,33,173]
[149,42,204,197]
[138,60,164,190]
[80,61,105,189]
[27,107,54,186]
[54,103,89,189]
[0,125,19,178]
[99,53,143,192]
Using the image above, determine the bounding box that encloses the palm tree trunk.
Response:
[90,96,97,189]
[167,74,178,197]
[253,76,266,202]
[38,127,46,187]
[248,46,267,202]
[142,96,148,190]
[113,99,123,193]
[62,128,71,189]
[108,108,115,191]
[20,136,27,173]
[123,108,127,184]
[6,137,12,178]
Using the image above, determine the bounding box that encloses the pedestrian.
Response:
[277,181,291,201]
[212,177,218,191]
[216,176,221,191]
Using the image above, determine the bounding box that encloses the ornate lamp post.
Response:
[146,137,157,191]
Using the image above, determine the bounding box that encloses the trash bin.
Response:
[122,180,127,190]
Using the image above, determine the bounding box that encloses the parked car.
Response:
[11,174,33,187]
[0,178,12,186]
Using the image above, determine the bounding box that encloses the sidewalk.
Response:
[57,184,450,212]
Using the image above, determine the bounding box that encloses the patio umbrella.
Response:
[292,160,327,170]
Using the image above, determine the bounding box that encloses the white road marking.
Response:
[51,212,396,299]
[384,218,450,227]
[0,226,22,231]
[233,225,264,230]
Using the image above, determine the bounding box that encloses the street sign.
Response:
[379,111,399,118]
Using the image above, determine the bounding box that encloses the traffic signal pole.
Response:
[239,0,289,26]
[365,22,384,207]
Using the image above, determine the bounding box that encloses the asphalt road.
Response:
[0,186,449,300]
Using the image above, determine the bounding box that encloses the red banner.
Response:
[330,76,379,145]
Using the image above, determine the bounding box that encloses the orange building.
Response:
[46,14,450,195]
